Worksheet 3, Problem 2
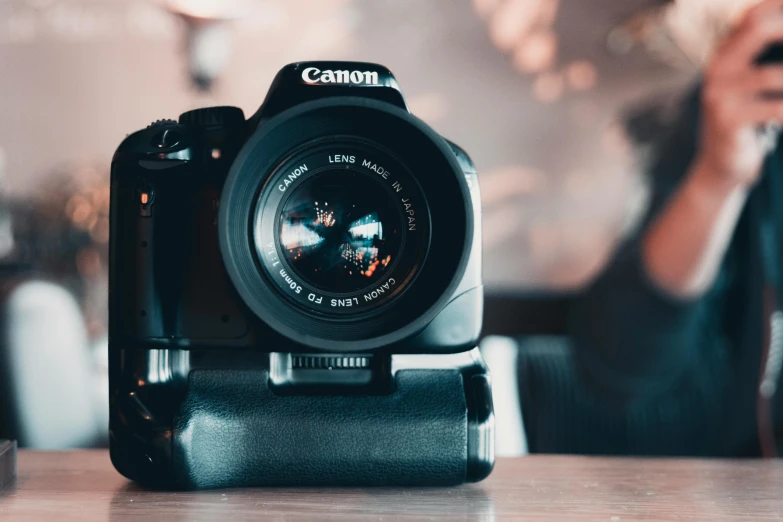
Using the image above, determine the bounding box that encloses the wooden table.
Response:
[1,451,782,521]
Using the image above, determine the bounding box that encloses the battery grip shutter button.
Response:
[178,106,245,127]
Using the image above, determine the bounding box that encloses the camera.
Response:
[109,62,493,488]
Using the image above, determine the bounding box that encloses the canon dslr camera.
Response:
[109,62,494,489]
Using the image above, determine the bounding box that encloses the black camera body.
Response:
[109,62,493,489]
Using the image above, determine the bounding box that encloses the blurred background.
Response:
[0,0,740,449]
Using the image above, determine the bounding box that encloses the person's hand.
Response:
[699,0,783,189]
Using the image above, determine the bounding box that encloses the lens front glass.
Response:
[278,170,403,293]
[253,141,431,316]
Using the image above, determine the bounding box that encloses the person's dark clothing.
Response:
[567,89,783,456]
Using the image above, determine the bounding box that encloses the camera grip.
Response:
[172,368,471,488]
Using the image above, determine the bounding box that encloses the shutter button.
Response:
[150,129,182,149]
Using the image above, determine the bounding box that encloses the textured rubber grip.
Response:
[171,368,469,488]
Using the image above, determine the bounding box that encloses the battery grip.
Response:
[110,348,494,489]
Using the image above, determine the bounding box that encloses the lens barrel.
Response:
[219,97,473,351]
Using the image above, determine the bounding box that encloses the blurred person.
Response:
[571,0,783,457]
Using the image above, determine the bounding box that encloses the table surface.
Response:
[1,451,783,521]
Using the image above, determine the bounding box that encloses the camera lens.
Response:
[251,140,431,317]
[278,169,403,294]
[220,99,473,348]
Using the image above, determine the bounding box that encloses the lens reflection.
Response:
[278,170,402,294]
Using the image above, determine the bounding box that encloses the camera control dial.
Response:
[147,119,178,128]
[179,106,245,127]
